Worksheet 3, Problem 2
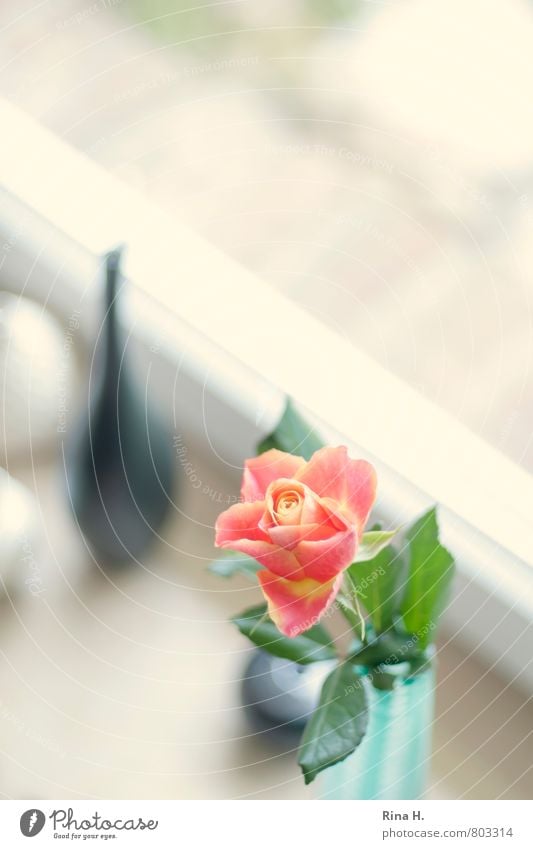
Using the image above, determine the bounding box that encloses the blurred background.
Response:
[0,0,532,799]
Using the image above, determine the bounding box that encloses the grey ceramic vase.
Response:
[66,248,174,564]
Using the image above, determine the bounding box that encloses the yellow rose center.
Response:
[272,488,303,525]
[276,491,301,515]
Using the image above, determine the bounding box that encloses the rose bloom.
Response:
[215,446,377,637]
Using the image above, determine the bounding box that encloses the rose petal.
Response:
[300,488,332,525]
[215,501,269,547]
[215,501,305,580]
[296,446,377,528]
[295,526,357,583]
[264,479,336,529]
[268,521,334,549]
[258,570,343,637]
[265,478,305,526]
[241,449,306,502]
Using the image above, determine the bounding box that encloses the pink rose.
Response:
[215,446,377,637]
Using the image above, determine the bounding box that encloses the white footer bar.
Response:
[0,799,530,847]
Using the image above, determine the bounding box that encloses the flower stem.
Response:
[343,572,367,644]
[337,593,361,632]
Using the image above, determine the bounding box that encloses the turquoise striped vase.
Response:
[317,663,435,800]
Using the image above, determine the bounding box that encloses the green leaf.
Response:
[208,553,258,582]
[369,668,399,691]
[298,661,368,784]
[348,543,403,633]
[232,604,337,665]
[400,507,455,647]
[349,629,424,667]
[257,398,323,460]
[354,529,399,562]
[405,654,434,681]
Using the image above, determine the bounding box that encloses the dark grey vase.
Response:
[67,248,174,564]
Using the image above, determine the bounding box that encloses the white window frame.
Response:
[1,97,531,694]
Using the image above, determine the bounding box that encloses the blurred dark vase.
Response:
[67,249,174,564]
